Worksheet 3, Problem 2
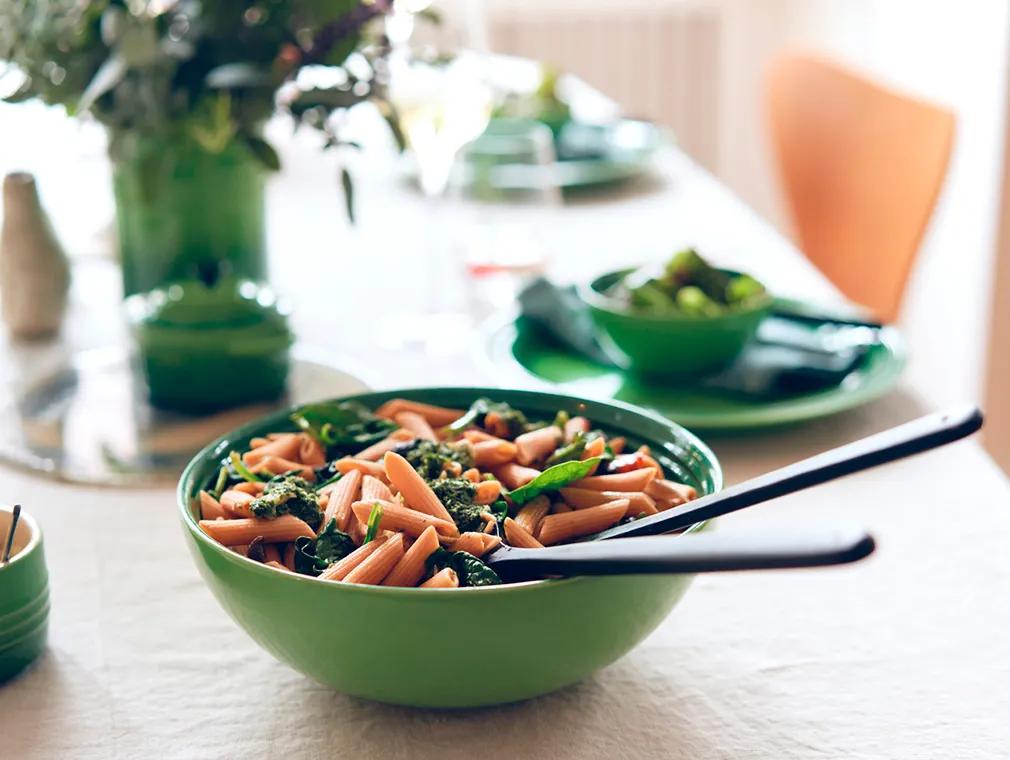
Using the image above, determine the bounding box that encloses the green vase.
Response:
[111,133,267,297]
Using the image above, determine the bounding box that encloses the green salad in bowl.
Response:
[581,249,773,378]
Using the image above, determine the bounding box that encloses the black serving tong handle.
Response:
[592,405,983,541]
[488,528,875,582]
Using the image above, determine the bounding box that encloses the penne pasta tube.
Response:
[374,399,464,427]
[560,487,657,516]
[394,411,437,441]
[538,500,628,545]
[344,534,406,585]
[335,458,387,480]
[451,532,488,556]
[474,479,502,505]
[483,411,513,440]
[461,467,481,483]
[229,544,249,555]
[383,452,454,522]
[243,433,300,467]
[645,478,698,505]
[564,416,590,442]
[572,468,657,492]
[319,535,389,582]
[515,426,562,466]
[249,437,271,448]
[220,489,255,518]
[263,544,282,564]
[352,500,459,538]
[609,436,627,455]
[514,495,550,538]
[382,525,440,587]
[552,502,573,514]
[504,517,545,549]
[582,436,606,460]
[200,515,315,545]
[492,462,540,490]
[265,560,292,572]
[233,481,267,495]
[252,456,315,481]
[639,453,665,478]
[473,439,518,468]
[361,474,394,502]
[199,490,227,520]
[420,568,459,589]
[353,429,414,461]
[322,468,362,531]
[463,429,496,443]
[283,543,296,571]
[297,434,326,466]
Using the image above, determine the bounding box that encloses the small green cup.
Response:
[580,269,772,379]
[0,507,49,683]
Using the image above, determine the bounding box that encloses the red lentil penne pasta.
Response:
[263,544,282,564]
[515,426,562,466]
[353,428,415,461]
[319,535,389,582]
[252,456,316,481]
[538,499,628,545]
[351,500,459,538]
[474,479,502,505]
[344,534,406,585]
[552,502,573,514]
[504,517,544,549]
[249,437,271,448]
[220,489,255,518]
[514,495,550,538]
[243,433,300,466]
[473,439,518,468]
[582,436,606,460]
[452,532,489,556]
[609,436,627,455]
[483,411,512,439]
[361,474,394,502]
[420,568,459,589]
[265,560,292,572]
[572,468,657,492]
[335,457,387,480]
[229,544,250,555]
[374,399,464,427]
[233,481,266,495]
[298,434,326,466]
[394,410,437,441]
[382,525,440,587]
[199,490,227,520]
[492,462,540,490]
[560,487,658,517]
[639,453,664,478]
[564,416,590,442]
[383,451,455,522]
[322,468,362,531]
[645,478,697,506]
[282,543,296,571]
[462,467,481,483]
[463,429,496,443]
[200,515,315,545]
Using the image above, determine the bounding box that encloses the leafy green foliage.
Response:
[364,503,383,544]
[229,451,263,483]
[290,401,396,457]
[427,548,502,587]
[292,518,355,577]
[507,457,602,506]
[392,439,475,480]
[446,398,529,438]
[210,465,230,500]
[249,475,323,529]
[428,478,485,532]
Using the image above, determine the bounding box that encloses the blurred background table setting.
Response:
[1,1,1010,757]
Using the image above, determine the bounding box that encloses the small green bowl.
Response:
[0,507,49,683]
[178,388,721,707]
[580,269,772,378]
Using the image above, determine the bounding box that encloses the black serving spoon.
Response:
[487,526,875,583]
[590,404,983,541]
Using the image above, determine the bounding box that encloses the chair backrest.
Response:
[766,53,955,321]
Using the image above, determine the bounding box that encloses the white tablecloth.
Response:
[1,135,1008,760]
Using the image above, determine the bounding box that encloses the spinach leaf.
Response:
[210,465,229,499]
[544,431,587,467]
[427,548,502,587]
[292,518,355,576]
[363,503,383,544]
[445,398,528,437]
[293,537,324,576]
[507,457,602,505]
[488,498,509,523]
[290,402,396,456]
[229,451,263,483]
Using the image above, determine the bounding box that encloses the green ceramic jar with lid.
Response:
[128,278,293,412]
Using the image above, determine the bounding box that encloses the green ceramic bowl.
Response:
[178,388,721,707]
[0,507,49,683]
[581,269,772,378]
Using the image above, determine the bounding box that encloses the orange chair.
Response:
[766,53,955,321]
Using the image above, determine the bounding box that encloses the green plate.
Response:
[481,313,907,431]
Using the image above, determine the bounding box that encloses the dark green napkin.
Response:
[517,278,876,399]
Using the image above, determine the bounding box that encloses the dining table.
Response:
[1,102,1008,760]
